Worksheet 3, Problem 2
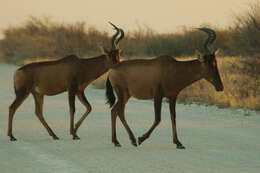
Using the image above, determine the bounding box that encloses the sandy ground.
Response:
[0,64,259,173]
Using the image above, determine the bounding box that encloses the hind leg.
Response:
[32,92,59,140]
[169,97,184,149]
[111,102,120,147]
[117,95,137,146]
[8,88,29,141]
[68,83,79,140]
[112,88,136,147]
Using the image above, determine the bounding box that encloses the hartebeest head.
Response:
[197,28,224,91]
[104,22,124,65]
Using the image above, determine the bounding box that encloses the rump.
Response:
[13,69,33,95]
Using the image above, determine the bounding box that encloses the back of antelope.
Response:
[106,28,224,149]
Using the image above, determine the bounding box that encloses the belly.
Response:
[129,86,155,100]
[34,83,67,95]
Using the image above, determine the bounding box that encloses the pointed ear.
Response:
[195,49,205,62]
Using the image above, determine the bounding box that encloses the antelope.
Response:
[106,28,224,149]
[8,22,124,141]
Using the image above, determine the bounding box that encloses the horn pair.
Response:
[109,22,124,50]
[197,27,216,55]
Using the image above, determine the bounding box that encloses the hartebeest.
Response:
[106,28,224,149]
[8,22,124,141]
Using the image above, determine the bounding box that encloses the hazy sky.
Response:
[0,0,256,36]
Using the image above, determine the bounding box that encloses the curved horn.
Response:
[116,28,124,45]
[198,28,216,54]
[108,22,120,50]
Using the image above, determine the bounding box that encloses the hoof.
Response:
[132,141,138,147]
[113,141,121,147]
[73,135,80,140]
[52,136,59,140]
[138,137,143,145]
[10,137,17,141]
[176,145,185,149]
[114,143,121,147]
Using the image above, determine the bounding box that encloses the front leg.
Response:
[138,89,162,145]
[74,91,92,135]
[169,97,185,149]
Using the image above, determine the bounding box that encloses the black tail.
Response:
[106,77,116,108]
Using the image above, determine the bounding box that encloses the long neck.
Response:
[173,60,204,91]
[81,54,111,79]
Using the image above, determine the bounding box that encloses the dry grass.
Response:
[2,1,260,64]
[3,2,260,65]
[91,56,260,110]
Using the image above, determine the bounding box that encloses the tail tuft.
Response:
[106,77,116,108]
